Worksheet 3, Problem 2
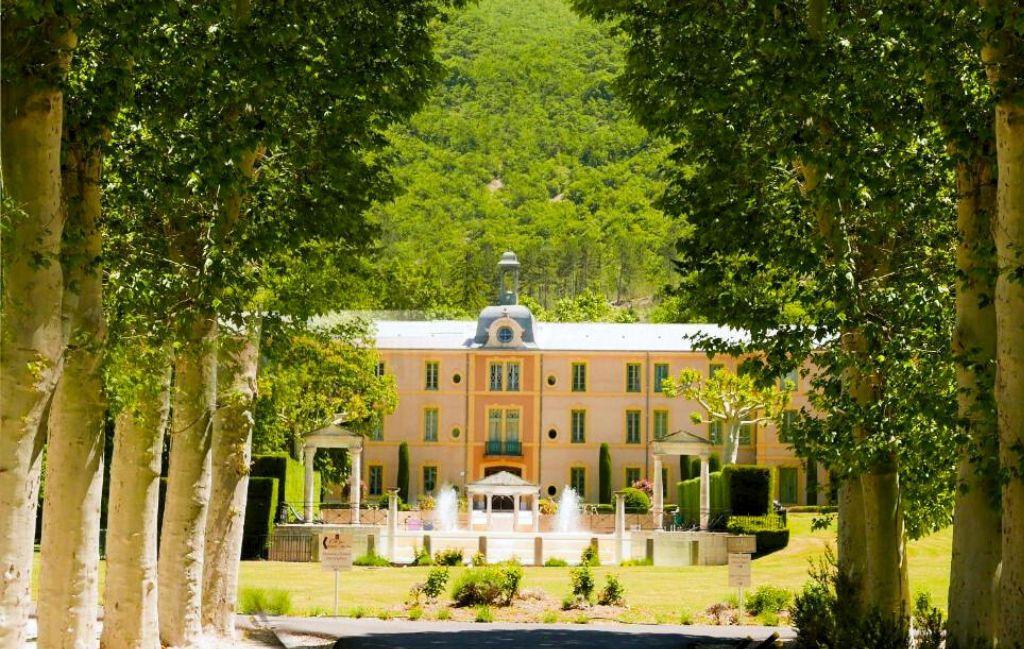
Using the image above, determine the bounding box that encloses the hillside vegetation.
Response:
[370,0,677,316]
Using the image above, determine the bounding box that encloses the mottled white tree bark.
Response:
[158,317,218,647]
[101,361,172,649]
[38,146,107,649]
[0,44,67,648]
[202,323,260,636]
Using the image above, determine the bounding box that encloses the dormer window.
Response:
[497,326,514,343]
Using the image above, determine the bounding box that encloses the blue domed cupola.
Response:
[474,251,536,348]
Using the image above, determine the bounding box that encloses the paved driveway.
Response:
[261,617,793,648]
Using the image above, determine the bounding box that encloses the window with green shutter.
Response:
[779,467,798,505]
[654,363,669,392]
[626,410,641,444]
[489,362,503,391]
[488,408,502,442]
[572,363,587,392]
[779,410,797,443]
[424,408,439,441]
[739,422,755,446]
[570,467,586,496]
[625,467,641,488]
[653,410,668,439]
[423,466,437,493]
[571,409,586,443]
[369,466,383,496]
[506,362,521,391]
[425,361,439,391]
[626,362,642,392]
[709,420,722,444]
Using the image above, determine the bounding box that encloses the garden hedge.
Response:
[721,465,775,516]
[251,453,320,516]
[726,515,790,555]
[676,471,728,527]
[621,487,650,513]
[242,477,280,559]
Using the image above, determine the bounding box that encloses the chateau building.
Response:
[364,252,825,508]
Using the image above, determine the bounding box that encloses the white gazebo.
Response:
[466,471,541,532]
[651,430,715,530]
[302,415,364,524]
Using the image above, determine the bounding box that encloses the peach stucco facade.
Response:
[361,326,826,508]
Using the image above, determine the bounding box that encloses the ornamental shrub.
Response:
[412,546,433,566]
[434,548,463,566]
[353,551,390,567]
[621,487,650,513]
[450,563,522,607]
[569,565,595,602]
[539,497,558,515]
[597,574,625,606]
[579,544,599,566]
[544,557,568,567]
[422,567,449,599]
[726,515,790,554]
[746,584,792,615]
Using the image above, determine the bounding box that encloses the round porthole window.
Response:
[452,373,462,384]
[547,485,557,497]
[452,427,461,439]
[497,326,514,343]
[548,428,557,440]
[546,374,556,386]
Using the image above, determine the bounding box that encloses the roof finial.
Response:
[497,251,520,306]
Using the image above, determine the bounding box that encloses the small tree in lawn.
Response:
[664,367,790,465]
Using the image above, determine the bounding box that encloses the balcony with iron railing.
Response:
[484,439,522,456]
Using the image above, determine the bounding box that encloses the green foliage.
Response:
[579,544,599,567]
[471,551,487,567]
[433,548,464,566]
[353,552,390,567]
[569,565,595,602]
[911,593,944,649]
[242,477,279,559]
[369,0,677,315]
[677,471,728,528]
[727,516,790,555]
[238,588,293,615]
[250,454,318,516]
[721,465,775,516]
[541,611,559,623]
[407,606,423,621]
[745,585,792,616]
[412,546,433,566]
[544,557,569,567]
[598,443,612,505]
[450,563,522,607]
[254,322,397,487]
[679,455,691,480]
[423,567,450,600]
[620,487,650,514]
[435,608,452,621]
[474,606,494,623]
[597,574,625,606]
[709,454,721,473]
[618,557,652,567]
[397,442,410,504]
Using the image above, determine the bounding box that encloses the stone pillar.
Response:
[485,494,493,529]
[652,454,664,530]
[387,488,400,561]
[350,446,362,525]
[614,491,626,564]
[303,445,317,522]
[513,494,521,530]
[533,536,543,566]
[532,494,540,532]
[699,454,711,530]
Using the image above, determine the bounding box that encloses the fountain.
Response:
[555,486,581,533]
[435,484,460,532]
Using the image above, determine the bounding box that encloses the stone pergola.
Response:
[302,416,364,524]
[651,430,714,530]
[466,471,541,531]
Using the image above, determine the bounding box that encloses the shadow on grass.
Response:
[329,627,750,648]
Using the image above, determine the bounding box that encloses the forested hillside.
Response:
[369,0,677,316]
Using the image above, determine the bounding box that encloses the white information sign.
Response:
[321,532,353,572]
[728,552,751,588]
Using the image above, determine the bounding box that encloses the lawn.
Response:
[32,514,953,623]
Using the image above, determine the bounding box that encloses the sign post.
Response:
[728,552,752,617]
[321,532,353,616]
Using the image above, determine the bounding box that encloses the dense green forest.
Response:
[369,0,677,317]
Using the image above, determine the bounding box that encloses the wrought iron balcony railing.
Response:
[485,439,522,456]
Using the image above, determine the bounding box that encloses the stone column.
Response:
[303,445,317,522]
[387,488,400,561]
[532,494,540,532]
[614,490,626,563]
[513,494,521,530]
[652,454,664,530]
[699,454,711,530]
[485,494,493,529]
[350,446,362,525]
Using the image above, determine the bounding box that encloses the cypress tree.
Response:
[680,455,691,480]
[599,443,612,504]
[397,442,410,504]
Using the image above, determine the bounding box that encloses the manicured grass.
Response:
[32,514,953,622]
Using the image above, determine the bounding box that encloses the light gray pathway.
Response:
[253,616,794,649]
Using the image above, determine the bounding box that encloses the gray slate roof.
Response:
[373,319,747,352]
